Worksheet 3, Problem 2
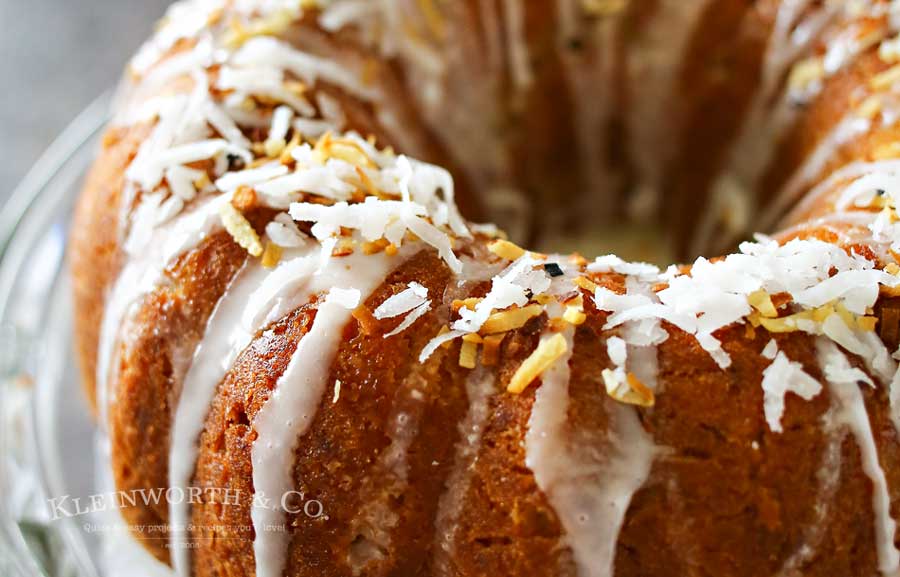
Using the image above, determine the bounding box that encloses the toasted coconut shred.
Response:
[508,333,570,394]
[98,2,900,577]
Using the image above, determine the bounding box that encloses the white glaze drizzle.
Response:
[250,246,408,577]
[762,113,874,229]
[168,240,415,574]
[432,366,497,576]
[732,1,897,246]
[346,362,435,574]
[782,160,900,226]
[96,195,227,427]
[525,315,657,577]
[775,210,882,245]
[775,427,845,576]
[100,2,475,569]
[95,432,177,577]
[167,257,269,575]
[816,338,900,576]
[694,0,843,254]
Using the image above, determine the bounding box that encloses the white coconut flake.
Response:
[318,0,376,32]
[315,92,347,130]
[396,156,470,238]
[259,165,356,201]
[215,163,291,192]
[762,338,778,360]
[232,0,304,16]
[130,0,226,74]
[129,139,250,191]
[606,336,627,367]
[588,255,661,281]
[231,36,378,101]
[374,282,429,319]
[595,288,697,338]
[821,314,872,359]
[452,255,550,334]
[156,195,185,225]
[265,213,309,248]
[419,329,467,362]
[384,301,432,338]
[217,65,284,92]
[592,237,900,370]
[317,236,338,272]
[204,100,252,149]
[293,117,336,138]
[794,269,898,315]
[291,198,419,240]
[165,165,204,201]
[267,105,293,144]
[403,212,463,274]
[218,66,316,117]
[761,351,823,433]
[289,196,463,273]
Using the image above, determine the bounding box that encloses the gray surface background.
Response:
[0,0,171,204]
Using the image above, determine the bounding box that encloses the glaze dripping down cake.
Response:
[71,1,900,576]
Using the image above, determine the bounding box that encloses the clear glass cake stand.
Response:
[1,93,111,577]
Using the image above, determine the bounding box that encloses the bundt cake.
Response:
[69,0,900,575]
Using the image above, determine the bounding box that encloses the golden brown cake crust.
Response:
[109,231,247,563]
